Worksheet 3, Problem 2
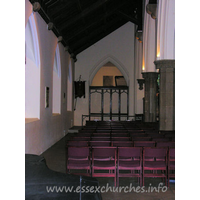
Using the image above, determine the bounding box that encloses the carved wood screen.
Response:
[89,86,129,121]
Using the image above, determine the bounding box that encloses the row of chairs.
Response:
[66,146,175,187]
[67,140,175,148]
[70,136,174,143]
[75,134,174,141]
[80,128,158,132]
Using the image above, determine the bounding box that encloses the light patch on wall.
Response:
[142,57,145,71]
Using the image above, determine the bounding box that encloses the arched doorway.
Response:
[89,61,129,121]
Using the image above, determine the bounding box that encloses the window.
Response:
[52,45,61,115]
[67,58,73,111]
[25,13,40,120]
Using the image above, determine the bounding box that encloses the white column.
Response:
[142,0,156,72]
[156,0,175,60]
[155,0,175,131]
[135,36,144,114]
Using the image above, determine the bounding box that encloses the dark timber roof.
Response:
[29,0,143,60]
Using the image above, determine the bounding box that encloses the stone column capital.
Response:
[142,72,158,79]
[146,3,157,19]
[154,59,175,70]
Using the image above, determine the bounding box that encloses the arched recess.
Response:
[25,13,40,119]
[67,57,73,111]
[52,44,61,115]
[89,55,129,121]
[89,55,129,86]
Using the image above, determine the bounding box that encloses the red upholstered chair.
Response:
[111,129,128,133]
[92,147,117,186]
[96,128,111,133]
[152,137,170,142]
[90,141,111,147]
[130,133,148,139]
[132,137,151,141]
[117,147,142,186]
[128,130,145,134]
[156,141,175,148]
[66,147,91,176]
[147,133,164,138]
[112,141,134,147]
[79,129,94,133]
[111,133,129,137]
[168,147,175,187]
[93,132,110,137]
[143,147,168,186]
[111,137,131,141]
[91,137,110,141]
[134,141,155,147]
[70,137,90,141]
[67,141,88,147]
[76,133,93,137]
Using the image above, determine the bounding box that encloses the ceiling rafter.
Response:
[58,0,113,31]
[116,10,139,25]
[29,0,143,58]
[62,0,128,42]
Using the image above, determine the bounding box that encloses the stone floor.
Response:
[41,133,175,200]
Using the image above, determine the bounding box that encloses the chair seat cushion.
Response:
[68,160,90,168]
[93,160,115,168]
[144,161,166,168]
[118,160,140,169]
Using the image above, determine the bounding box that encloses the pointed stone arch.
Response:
[89,55,129,86]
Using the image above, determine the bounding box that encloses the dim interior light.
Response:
[142,65,145,71]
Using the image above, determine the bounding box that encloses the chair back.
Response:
[111,137,130,141]
[134,141,155,147]
[156,141,175,147]
[143,147,167,161]
[90,141,111,147]
[112,141,133,147]
[132,137,151,141]
[118,147,142,158]
[169,147,175,161]
[68,147,90,160]
[67,141,88,147]
[92,147,116,160]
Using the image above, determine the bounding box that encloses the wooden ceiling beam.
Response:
[48,1,74,17]
[61,0,128,39]
[58,0,113,31]
[116,10,139,25]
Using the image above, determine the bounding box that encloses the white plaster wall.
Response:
[53,71,61,114]
[25,57,40,118]
[25,0,74,155]
[74,22,136,125]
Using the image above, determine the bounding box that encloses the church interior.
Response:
[24,0,178,199]
[1,0,194,199]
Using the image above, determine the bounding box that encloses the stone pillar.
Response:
[154,60,175,131]
[142,72,158,122]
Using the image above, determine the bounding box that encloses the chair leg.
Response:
[117,170,119,187]
[114,170,116,187]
